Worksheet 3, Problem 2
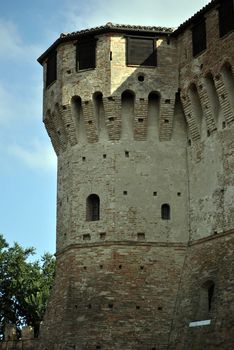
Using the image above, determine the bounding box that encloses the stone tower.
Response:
[37,1,234,349]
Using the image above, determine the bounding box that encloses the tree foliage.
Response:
[0,234,55,339]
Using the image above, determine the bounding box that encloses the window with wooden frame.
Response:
[192,19,206,57]
[219,0,234,37]
[76,39,96,71]
[46,51,57,87]
[126,36,157,67]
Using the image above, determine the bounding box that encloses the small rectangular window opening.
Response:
[127,36,157,66]
[219,0,234,37]
[76,39,96,71]
[83,234,91,241]
[137,233,145,241]
[125,151,129,157]
[100,232,106,240]
[192,18,206,57]
[46,51,57,87]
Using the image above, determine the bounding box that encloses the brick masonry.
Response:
[35,2,234,349]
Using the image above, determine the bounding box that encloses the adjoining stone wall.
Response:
[169,232,234,350]
[177,5,234,241]
[0,340,38,350]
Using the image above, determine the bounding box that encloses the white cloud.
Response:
[0,81,42,127]
[0,84,13,124]
[62,0,211,32]
[0,19,42,62]
[8,139,57,172]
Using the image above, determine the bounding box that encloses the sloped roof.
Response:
[38,0,219,64]
[38,23,173,64]
[173,0,218,35]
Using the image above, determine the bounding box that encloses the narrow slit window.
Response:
[86,194,100,221]
[127,37,157,66]
[161,204,170,220]
[192,19,206,57]
[208,282,215,311]
[76,39,96,71]
[46,51,57,87]
[197,280,215,319]
[219,0,234,37]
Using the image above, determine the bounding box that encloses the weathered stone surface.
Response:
[35,2,234,349]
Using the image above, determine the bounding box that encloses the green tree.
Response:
[0,234,55,339]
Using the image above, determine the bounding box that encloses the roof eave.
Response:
[37,26,173,65]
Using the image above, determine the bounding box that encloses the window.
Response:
[197,281,215,320]
[76,39,96,71]
[219,0,234,37]
[86,194,100,221]
[192,19,206,57]
[208,282,215,311]
[161,204,170,220]
[126,37,157,66]
[46,51,57,87]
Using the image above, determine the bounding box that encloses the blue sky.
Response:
[0,0,210,258]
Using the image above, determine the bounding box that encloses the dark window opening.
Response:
[219,0,234,37]
[197,280,215,320]
[46,51,57,87]
[76,39,96,71]
[161,204,170,220]
[86,194,100,221]
[192,19,206,57]
[127,37,157,66]
[100,232,106,240]
[137,233,145,241]
[83,234,91,241]
[208,282,215,311]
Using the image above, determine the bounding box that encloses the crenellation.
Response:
[180,96,201,141]
[133,98,148,141]
[61,104,78,146]
[213,72,234,124]
[43,112,61,155]
[159,98,175,141]
[82,100,98,143]
[196,78,217,133]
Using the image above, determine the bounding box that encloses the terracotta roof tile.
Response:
[38,0,218,64]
